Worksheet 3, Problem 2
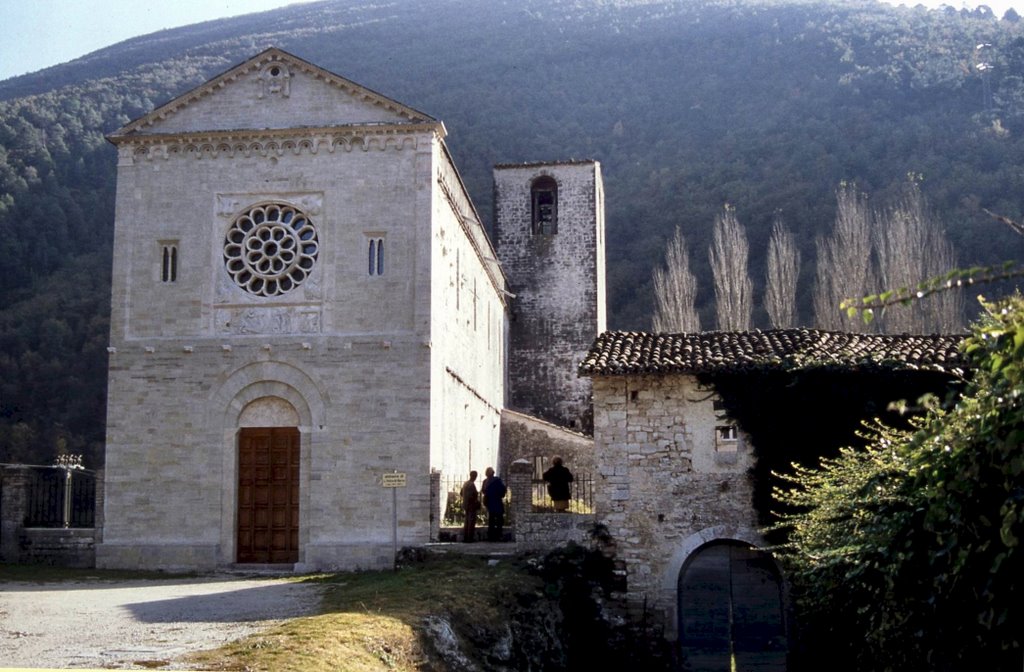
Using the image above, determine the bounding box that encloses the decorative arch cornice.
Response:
[209,359,329,429]
[115,125,432,163]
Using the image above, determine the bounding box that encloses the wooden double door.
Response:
[237,427,300,564]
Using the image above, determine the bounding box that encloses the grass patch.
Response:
[188,552,543,672]
[0,563,196,583]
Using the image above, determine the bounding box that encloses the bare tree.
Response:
[652,225,701,333]
[813,183,876,331]
[765,217,801,329]
[926,233,963,333]
[709,205,753,331]
[875,183,963,333]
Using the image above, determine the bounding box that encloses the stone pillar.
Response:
[429,470,441,542]
[509,459,533,524]
[0,466,29,563]
[93,468,105,542]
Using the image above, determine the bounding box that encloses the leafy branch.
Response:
[842,261,1024,325]
[776,294,1024,669]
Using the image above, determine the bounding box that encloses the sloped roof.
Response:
[579,329,967,377]
[108,47,435,140]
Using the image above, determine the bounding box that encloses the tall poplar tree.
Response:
[813,183,876,331]
[709,205,753,331]
[765,218,801,329]
[651,225,701,333]
[874,181,963,333]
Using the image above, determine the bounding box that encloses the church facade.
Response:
[98,48,604,571]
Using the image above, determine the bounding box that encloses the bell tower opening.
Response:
[531,175,558,235]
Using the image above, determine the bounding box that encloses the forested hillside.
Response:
[2,0,1024,465]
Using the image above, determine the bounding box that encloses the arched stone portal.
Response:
[209,361,325,567]
[236,397,301,564]
[677,540,787,671]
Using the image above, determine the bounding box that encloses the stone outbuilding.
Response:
[580,328,966,669]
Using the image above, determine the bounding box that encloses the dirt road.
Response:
[0,574,324,669]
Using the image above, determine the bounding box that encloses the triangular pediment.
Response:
[109,48,435,140]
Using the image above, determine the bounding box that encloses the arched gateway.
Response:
[677,540,787,671]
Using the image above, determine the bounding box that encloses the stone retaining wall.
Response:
[17,528,96,567]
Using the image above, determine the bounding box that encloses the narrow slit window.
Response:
[160,242,178,283]
[368,237,384,276]
[531,175,558,235]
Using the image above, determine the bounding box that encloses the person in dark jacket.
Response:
[461,471,480,542]
[542,456,574,512]
[481,467,507,541]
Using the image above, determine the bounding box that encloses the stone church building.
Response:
[98,48,604,571]
[89,46,970,668]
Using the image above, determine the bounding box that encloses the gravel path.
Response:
[0,574,325,669]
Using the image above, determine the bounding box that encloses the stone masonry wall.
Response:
[493,161,606,433]
[591,374,763,640]
[0,466,28,563]
[104,115,474,570]
[498,409,594,483]
[18,529,96,568]
[430,146,506,483]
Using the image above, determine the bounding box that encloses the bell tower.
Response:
[493,160,606,432]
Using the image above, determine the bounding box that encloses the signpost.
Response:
[382,471,407,570]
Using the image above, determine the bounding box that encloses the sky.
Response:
[0,0,308,81]
[1,0,1023,82]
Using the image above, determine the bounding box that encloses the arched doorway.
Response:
[677,540,787,671]
[236,397,300,564]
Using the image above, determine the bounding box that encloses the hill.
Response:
[2,0,1024,464]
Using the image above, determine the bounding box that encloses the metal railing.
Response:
[441,475,512,527]
[24,459,96,528]
[529,474,594,514]
[440,472,594,525]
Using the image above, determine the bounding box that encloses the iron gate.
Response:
[25,466,96,528]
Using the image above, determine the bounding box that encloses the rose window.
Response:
[223,203,318,297]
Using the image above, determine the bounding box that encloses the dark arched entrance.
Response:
[678,540,787,671]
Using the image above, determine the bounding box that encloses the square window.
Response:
[716,425,739,452]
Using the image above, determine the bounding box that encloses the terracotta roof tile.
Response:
[578,329,966,376]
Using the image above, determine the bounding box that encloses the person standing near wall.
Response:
[481,467,507,542]
[542,456,574,512]
[461,471,480,542]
